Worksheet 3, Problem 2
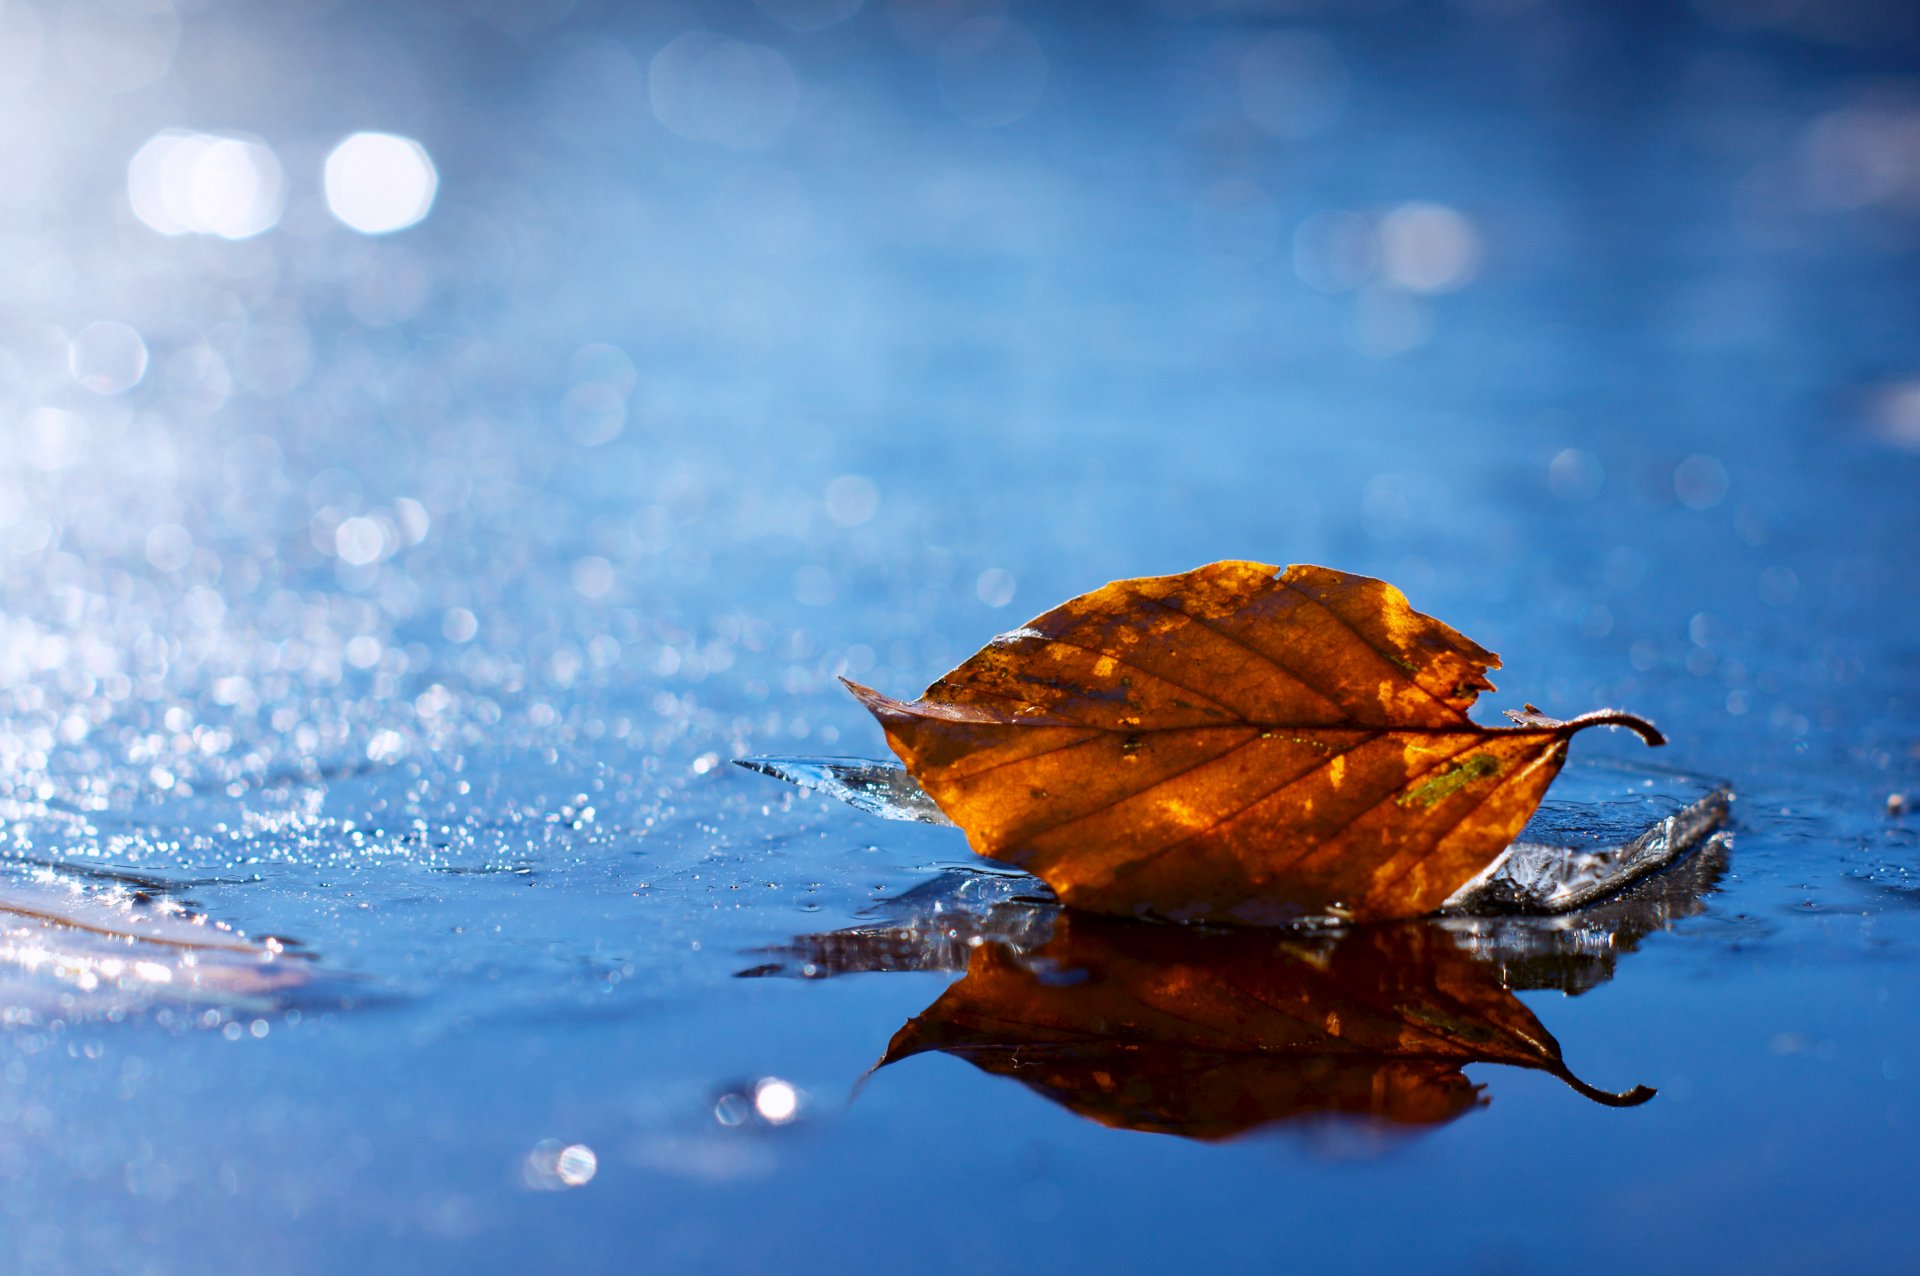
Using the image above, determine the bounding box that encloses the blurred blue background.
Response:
[0,0,1917,1271]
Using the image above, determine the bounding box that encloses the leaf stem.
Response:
[1556,709,1666,748]
[1551,1066,1659,1108]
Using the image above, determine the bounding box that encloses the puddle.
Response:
[0,2,1913,1273]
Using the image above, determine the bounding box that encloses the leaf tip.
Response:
[841,677,915,725]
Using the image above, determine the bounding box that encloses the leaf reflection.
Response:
[744,834,1728,1139]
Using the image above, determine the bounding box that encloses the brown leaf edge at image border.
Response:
[846,561,1665,926]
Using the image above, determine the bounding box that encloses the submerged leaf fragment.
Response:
[847,561,1664,924]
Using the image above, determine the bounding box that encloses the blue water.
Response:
[1,0,1917,1271]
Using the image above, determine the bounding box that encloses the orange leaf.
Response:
[847,561,1662,924]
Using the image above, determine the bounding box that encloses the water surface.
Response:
[0,1,1916,1271]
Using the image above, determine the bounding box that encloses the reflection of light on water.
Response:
[523,1140,597,1189]
[1298,203,1482,299]
[333,516,392,567]
[127,130,287,239]
[561,382,626,446]
[753,1078,799,1124]
[711,1077,805,1128]
[1673,455,1731,511]
[976,568,1015,608]
[1291,202,1480,354]
[1548,448,1607,503]
[1800,103,1920,211]
[823,475,878,527]
[1379,203,1481,294]
[323,132,438,234]
[650,31,798,151]
[1870,381,1920,450]
[68,321,148,394]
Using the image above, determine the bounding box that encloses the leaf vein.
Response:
[1279,577,1461,720]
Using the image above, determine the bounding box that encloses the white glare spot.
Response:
[976,568,1016,608]
[1379,203,1481,294]
[128,130,287,239]
[347,636,384,670]
[324,133,438,234]
[555,1144,597,1186]
[649,31,798,151]
[68,322,148,394]
[753,1078,799,1124]
[333,516,390,565]
[442,608,479,643]
[991,627,1045,646]
[523,1140,598,1190]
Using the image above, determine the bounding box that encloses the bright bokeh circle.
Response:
[323,132,438,235]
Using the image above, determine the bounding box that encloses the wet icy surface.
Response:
[2,1,1919,1273]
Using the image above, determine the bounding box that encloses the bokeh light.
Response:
[1378,203,1482,295]
[67,320,147,394]
[649,31,798,150]
[323,132,438,234]
[127,130,287,239]
[0,0,1911,1265]
[1240,32,1347,139]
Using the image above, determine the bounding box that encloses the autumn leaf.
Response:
[846,561,1663,925]
[878,915,1652,1138]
